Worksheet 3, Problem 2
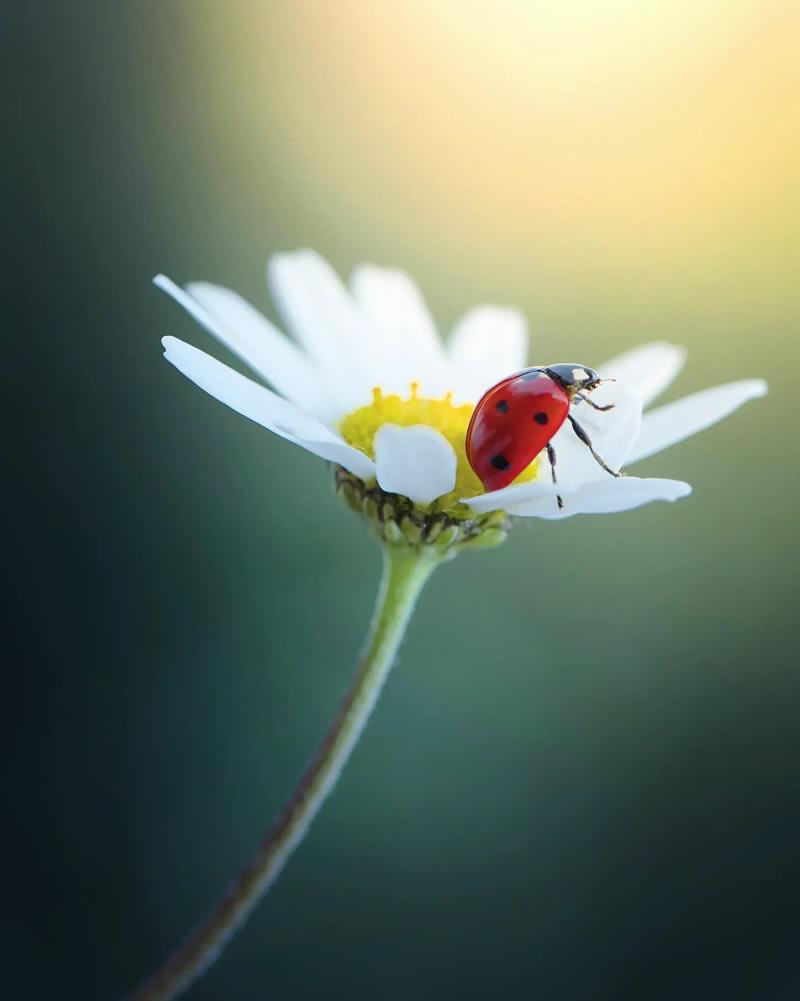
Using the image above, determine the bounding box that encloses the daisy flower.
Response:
[133,250,766,1001]
[156,250,766,542]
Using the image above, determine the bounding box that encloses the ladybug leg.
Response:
[580,388,616,408]
[545,442,564,510]
[567,414,621,477]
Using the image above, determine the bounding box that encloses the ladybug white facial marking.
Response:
[465,363,620,507]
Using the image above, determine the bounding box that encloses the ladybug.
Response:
[465,363,620,508]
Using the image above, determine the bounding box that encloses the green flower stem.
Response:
[127,543,442,1001]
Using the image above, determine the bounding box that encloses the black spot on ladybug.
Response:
[491,454,511,471]
[534,412,549,425]
[495,399,509,413]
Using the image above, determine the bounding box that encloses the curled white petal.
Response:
[447,306,528,404]
[349,264,451,397]
[267,250,382,412]
[461,479,560,513]
[627,379,768,464]
[155,276,336,420]
[162,336,376,480]
[374,424,457,504]
[599,342,687,407]
[463,476,691,518]
[526,476,692,519]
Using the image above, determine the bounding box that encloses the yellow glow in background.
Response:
[195,0,798,298]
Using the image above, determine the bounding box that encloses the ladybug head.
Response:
[544,363,605,399]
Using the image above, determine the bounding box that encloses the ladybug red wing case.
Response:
[466,371,571,492]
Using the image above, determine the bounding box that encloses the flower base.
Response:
[334,466,510,553]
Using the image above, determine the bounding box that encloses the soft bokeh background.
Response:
[7,2,800,999]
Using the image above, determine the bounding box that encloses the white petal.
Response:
[267,250,382,412]
[349,264,451,397]
[155,276,337,421]
[182,281,338,420]
[463,476,691,518]
[162,336,376,480]
[447,306,528,403]
[374,424,457,504]
[462,479,560,513]
[627,379,768,464]
[526,476,692,519]
[546,380,643,486]
[599,343,687,407]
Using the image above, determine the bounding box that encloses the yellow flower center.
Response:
[338,384,542,515]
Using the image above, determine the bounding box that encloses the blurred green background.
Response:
[7,2,800,999]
